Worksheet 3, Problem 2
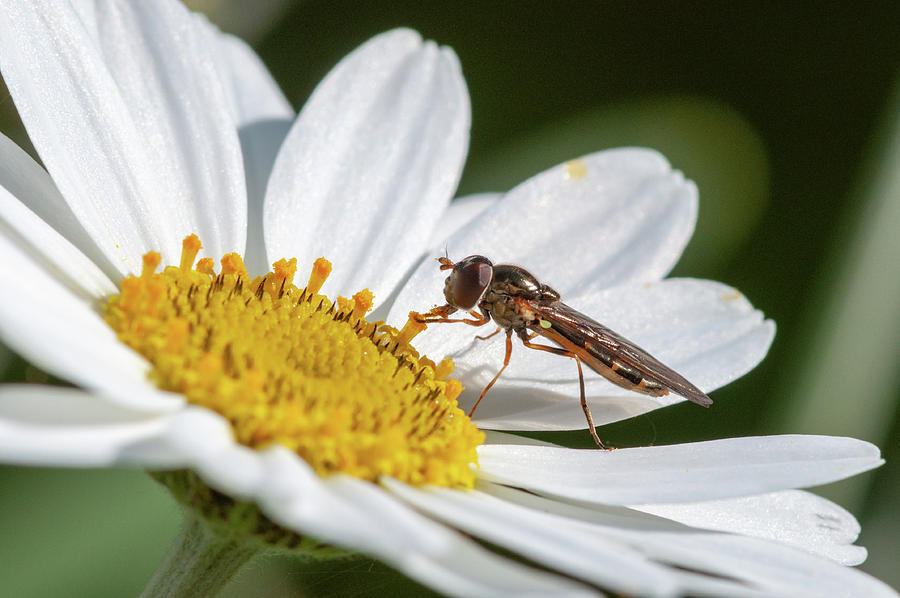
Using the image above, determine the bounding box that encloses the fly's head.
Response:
[438,254,494,311]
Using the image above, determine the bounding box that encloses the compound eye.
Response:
[450,257,493,309]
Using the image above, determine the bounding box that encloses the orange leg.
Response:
[521,339,609,450]
[476,327,503,341]
[416,305,490,327]
[468,330,513,418]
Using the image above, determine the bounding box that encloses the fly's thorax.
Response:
[490,265,560,303]
[479,289,541,331]
[478,264,559,330]
[490,264,542,298]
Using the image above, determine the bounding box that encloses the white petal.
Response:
[634,533,893,598]
[398,276,773,430]
[464,148,695,292]
[384,478,678,597]
[634,490,866,565]
[428,193,500,249]
[69,0,100,38]
[477,479,691,532]
[488,484,895,598]
[254,448,595,598]
[265,28,470,305]
[391,541,599,598]
[90,0,247,258]
[664,570,780,598]
[332,477,599,598]
[192,442,265,500]
[192,16,293,128]
[193,15,294,275]
[0,130,119,284]
[0,231,182,412]
[240,115,294,277]
[476,435,883,505]
[369,192,502,322]
[256,447,390,548]
[0,0,246,274]
[160,406,236,460]
[390,147,695,330]
[0,178,116,301]
[159,406,267,499]
[0,385,183,467]
[0,0,164,272]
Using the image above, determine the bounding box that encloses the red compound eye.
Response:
[447,255,493,309]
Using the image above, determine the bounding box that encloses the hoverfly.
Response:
[416,255,712,448]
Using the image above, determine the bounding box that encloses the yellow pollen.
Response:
[564,158,588,180]
[221,253,248,277]
[196,257,215,275]
[103,237,483,487]
[272,258,297,286]
[352,289,374,318]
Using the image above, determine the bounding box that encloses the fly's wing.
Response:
[529,301,713,407]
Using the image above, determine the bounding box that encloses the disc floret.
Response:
[104,235,483,487]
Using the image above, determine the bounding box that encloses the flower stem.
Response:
[140,511,261,598]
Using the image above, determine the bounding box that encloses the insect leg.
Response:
[475,327,503,341]
[468,330,513,418]
[521,339,609,450]
[416,305,490,327]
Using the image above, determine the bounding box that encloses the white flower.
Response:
[0,1,893,597]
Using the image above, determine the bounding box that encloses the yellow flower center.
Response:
[103,235,483,487]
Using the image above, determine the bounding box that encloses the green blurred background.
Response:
[1,1,898,595]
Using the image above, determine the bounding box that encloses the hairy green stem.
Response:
[140,511,261,598]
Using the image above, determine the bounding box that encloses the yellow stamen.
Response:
[444,378,463,402]
[142,252,161,278]
[179,235,202,271]
[399,311,428,345]
[103,237,483,487]
[351,289,374,318]
[221,253,249,277]
[435,358,454,381]
[307,257,332,295]
[272,258,297,286]
[197,258,215,276]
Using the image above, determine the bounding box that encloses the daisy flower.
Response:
[0,1,893,597]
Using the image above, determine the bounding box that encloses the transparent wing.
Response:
[531,301,713,407]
